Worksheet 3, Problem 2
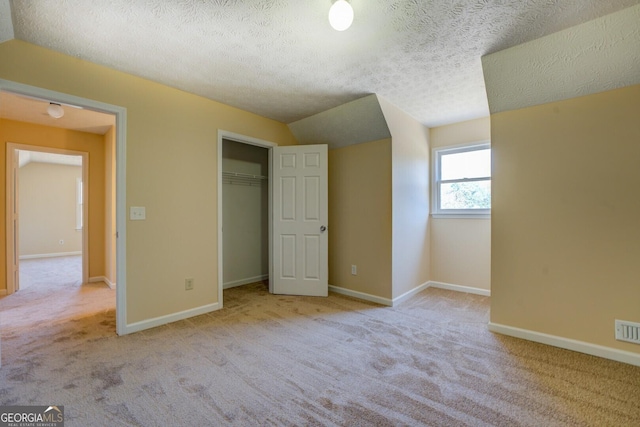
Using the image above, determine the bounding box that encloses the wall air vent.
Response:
[615,320,640,344]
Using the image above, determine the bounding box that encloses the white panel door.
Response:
[272,144,328,296]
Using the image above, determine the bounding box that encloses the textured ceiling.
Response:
[483,5,640,115]
[289,94,391,149]
[4,0,640,127]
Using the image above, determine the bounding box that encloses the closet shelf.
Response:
[222,171,267,186]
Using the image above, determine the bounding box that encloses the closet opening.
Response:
[221,138,270,292]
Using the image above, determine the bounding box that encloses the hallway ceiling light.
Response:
[329,0,354,31]
[47,102,64,119]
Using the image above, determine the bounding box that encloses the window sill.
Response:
[431,213,490,219]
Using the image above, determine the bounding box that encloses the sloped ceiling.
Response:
[288,94,390,149]
[2,0,639,128]
[483,4,640,114]
[0,0,11,42]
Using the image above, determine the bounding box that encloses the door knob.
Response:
[320,225,327,232]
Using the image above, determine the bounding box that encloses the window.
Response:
[433,142,491,217]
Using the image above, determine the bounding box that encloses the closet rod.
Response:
[222,171,267,180]
[222,171,267,186]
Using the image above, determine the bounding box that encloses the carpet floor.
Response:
[1,279,639,426]
[1,255,114,330]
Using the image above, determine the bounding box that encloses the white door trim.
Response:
[5,143,18,295]
[0,79,128,339]
[6,143,90,289]
[217,130,277,306]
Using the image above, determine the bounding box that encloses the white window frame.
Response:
[432,141,491,219]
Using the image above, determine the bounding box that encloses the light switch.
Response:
[130,206,146,220]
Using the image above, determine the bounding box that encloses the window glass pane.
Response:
[440,180,491,209]
[441,148,490,180]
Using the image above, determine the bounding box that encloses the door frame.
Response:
[217,130,277,306]
[6,144,90,292]
[0,79,128,338]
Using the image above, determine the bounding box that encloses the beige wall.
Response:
[0,119,106,281]
[378,97,430,299]
[429,117,491,291]
[19,162,82,256]
[0,40,297,324]
[328,138,392,299]
[222,140,269,286]
[491,84,640,354]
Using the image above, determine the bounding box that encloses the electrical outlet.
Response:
[185,278,194,291]
[351,265,357,275]
[130,206,146,220]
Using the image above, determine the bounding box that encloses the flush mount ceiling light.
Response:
[47,102,64,119]
[329,0,354,31]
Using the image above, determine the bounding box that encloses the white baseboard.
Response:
[224,274,268,289]
[89,276,116,289]
[392,281,430,305]
[329,280,488,307]
[428,281,491,296]
[123,302,222,335]
[19,251,82,260]
[329,285,392,306]
[488,322,640,367]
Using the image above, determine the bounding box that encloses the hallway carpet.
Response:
[1,255,114,330]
